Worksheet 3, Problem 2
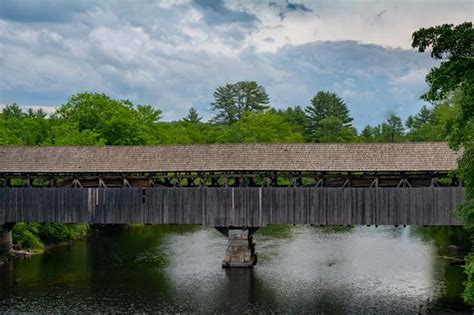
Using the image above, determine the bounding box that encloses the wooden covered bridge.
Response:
[0,142,465,267]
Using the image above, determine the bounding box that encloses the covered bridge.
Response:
[0,142,465,229]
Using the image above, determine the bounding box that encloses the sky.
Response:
[0,0,472,129]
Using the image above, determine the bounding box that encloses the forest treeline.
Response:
[0,88,453,146]
[1,22,473,304]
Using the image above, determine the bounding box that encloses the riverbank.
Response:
[5,223,141,261]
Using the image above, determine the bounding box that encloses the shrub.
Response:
[12,223,44,251]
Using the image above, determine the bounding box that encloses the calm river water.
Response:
[0,225,471,313]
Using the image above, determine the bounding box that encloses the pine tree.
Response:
[304,91,354,142]
[382,114,405,142]
[211,81,270,125]
[183,107,202,124]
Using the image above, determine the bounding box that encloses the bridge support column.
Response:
[0,223,15,264]
[221,228,257,268]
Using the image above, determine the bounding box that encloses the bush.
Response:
[37,223,89,243]
[12,223,89,251]
[12,223,44,251]
[464,253,474,304]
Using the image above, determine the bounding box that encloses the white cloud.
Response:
[243,0,473,52]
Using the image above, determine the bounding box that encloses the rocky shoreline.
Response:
[0,241,76,266]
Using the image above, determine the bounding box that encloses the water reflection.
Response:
[0,225,470,313]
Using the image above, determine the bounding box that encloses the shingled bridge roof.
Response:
[0,143,461,174]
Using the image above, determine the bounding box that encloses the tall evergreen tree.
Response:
[183,107,202,124]
[211,81,270,125]
[304,91,355,142]
[381,114,405,142]
[2,103,24,119]
[406,105,434,132]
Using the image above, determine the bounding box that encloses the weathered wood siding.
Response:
[0,187,464,226]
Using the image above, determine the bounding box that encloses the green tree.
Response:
[2,103,24,119]
[406,106,434,131]
[405,105,451,141]
[136,104,162,124]
[55,92,160,145]
[2,105,52,145]
[218,112,304,143]
[315,116,357,143]
[273,106,308,134]
[381,114,405,142]
[26,108,47,119]
[154,121,223,144]
[183,107,202,124]
[305,91,355,142]
[44,123,105,146]
[0,115,22,145]
[211,81,270,125]
[413,21,474,304]
[359,125,381,143]
[412,22,473,102]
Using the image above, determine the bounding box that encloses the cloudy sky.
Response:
[0,0,472,129]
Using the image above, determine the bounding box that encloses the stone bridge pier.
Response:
[0,223,15,262]
[217,227,258,268]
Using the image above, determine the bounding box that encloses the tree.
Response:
[381,114,404,142]
[413,22,474,304]
[136,104,162,124]
[359,125,381,143]
[211,81,270,125]
[2,106,52,145]
[2,103,24,119]
[55,92,160,145]
[405,105,447,141]
[304,91,355,142]
[183,107,202,124]
[273,106,308,134]
[406,106,434,131]
[412,22,473,102]
[0,115,21,145]
[218,112,304,143]
[26,108,47,119]
[44,123,105,146]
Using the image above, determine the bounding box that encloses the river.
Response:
[0,225,471,313]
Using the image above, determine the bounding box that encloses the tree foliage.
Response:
[56,92,162,145]
[413,21,474,304]
[273,106,308,135]
[218,111,304,143]
[412,22,474,103]
[305,91,355,142]
[211,81,270,125]
[183,107,202,124]
[382,114,405,143]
